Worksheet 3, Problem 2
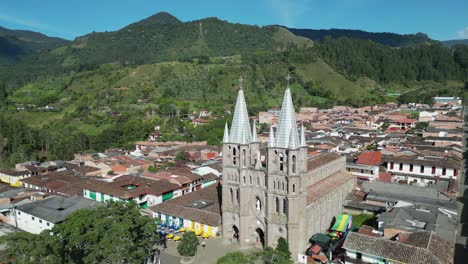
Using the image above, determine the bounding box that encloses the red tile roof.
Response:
[356,151,382,166]
[357,225,380,237]
[379,172,392,183]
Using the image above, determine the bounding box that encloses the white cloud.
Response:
[0,13,77,39]
[0,13,47,30]
[457,26,468,39]
[264,0,313,27]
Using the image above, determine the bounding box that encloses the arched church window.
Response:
[292,155,297,173]
[283,199,288,214]
[243,149,246,167]
[275,197,280,213]
[279,153,284,171]
[233,147,237,165]
[273,181,276,189]
[230,188,233,202]
[292,184,296,193]
[243,176,246,184]
[249,176,252,184]
[236,189,240,204]
[255,196,261,211]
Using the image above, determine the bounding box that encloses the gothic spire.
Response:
[289,126,300,149]
[275,77,299,148]
[268,126,275,148]
[300,123,306,147]
[252,122,258,142]
[223,122,230,143]
[229,77,252,144]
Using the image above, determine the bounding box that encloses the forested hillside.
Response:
[0,26,68,65]
[314,37,468,83]
[286,28,435,47]
[0,12,311,89]
[0,12,466,168]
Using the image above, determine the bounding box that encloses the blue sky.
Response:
[0,0,466,41]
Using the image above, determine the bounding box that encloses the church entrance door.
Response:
[232,225,239,243]
[255,228,265,248]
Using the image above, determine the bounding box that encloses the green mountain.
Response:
[286,28,436,47]
[442,39,468,48]
[35,12,312,67]
[0,12,466,167]
[0,12,312,88]
[0,26,69,65]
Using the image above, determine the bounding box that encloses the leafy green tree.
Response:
[175,151,188,161]
[0,231,60,263]
[261,246,293,264]
[177,231,199,257]
[1,202,159,264]
[381,122,390,131]
[217,251,258,264]
[275,237,291,260]
[415,122,428,130]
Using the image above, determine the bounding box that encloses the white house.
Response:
[15,196,100,234]
[385,156,459,185]
[346,163,379,181]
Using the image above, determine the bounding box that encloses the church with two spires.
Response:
[221,78,356,258]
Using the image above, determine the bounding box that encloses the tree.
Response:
[261,246,293,264]
[0,202,159,264]
[275,237,291,260]
[175,151,188,161]
[381,122,390,131]
[177,231,199,257]
[415,121,428,130]
[217,251,258,264]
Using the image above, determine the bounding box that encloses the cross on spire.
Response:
[239,76,244,90]
[286,73,291,88]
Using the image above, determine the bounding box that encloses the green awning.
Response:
[309,233,330,244]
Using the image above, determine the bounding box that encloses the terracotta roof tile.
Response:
[356,151,382,166]
[150,184,221,227]
[307,152,342,171]
[306,171,354,204]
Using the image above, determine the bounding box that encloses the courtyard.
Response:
[155,237,255,264]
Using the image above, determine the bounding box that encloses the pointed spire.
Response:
[252,122,258,142]
[275,83,299,148]
[300,123,306,147]
[229,77,252,144]
[223,122,230,143]
[289,127,300,149]
[268,126,275,148]
[240,124,248,144]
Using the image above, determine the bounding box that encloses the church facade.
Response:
[221,81,356,258]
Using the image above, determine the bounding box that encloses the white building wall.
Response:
[16,210,54,234]
[387,162,456,179]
